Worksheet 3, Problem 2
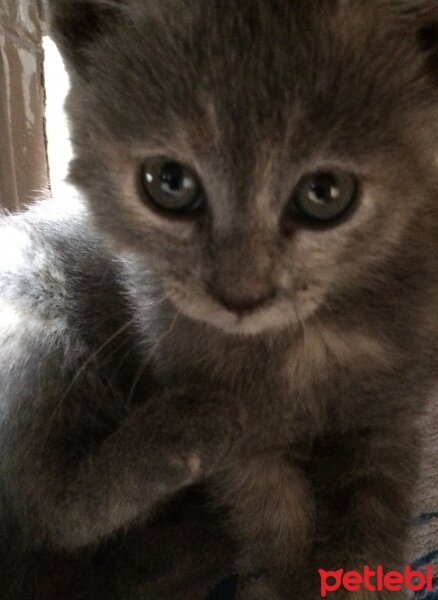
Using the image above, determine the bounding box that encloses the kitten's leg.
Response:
[300,426,416,600]
[217,425,415,600]
[213,451,315,600]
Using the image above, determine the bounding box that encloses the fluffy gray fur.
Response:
[0,1,437,598]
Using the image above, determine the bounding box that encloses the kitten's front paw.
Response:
[168,451,203,480]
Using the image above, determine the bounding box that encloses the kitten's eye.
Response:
[141,159,205,214]
[292,170,358,223]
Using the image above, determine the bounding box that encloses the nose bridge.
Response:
[204,142,279,309]
[217,227,271,275]
[207,224,275,305]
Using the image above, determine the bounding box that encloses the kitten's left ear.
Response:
[44,0,128,73]
[390,0,438,85]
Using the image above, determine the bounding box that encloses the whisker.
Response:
[65,319,135,398]
[125,309,181,408]
[42,318,136,444]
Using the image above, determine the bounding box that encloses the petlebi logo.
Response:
[319,566,434,597]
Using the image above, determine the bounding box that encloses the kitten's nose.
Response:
[207,227,276,315]
[210,283,275,315]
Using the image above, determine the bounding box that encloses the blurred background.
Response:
[0,0,71,210]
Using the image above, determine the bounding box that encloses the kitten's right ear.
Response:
[389,1,438,86]
[45,0,125,72]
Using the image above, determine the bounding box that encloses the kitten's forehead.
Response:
[69,0,435,161]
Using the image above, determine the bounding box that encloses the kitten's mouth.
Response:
[164,281,295,336]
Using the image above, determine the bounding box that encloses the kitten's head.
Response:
[47,0,438,336]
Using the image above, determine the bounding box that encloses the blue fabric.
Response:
[414,513,438,525]
[412,551,438,570]
[415,579,438,600]
[206,575,239,600]
[413,512,438,600]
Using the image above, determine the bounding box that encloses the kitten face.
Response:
[49,0,438,336]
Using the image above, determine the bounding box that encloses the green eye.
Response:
[292,170,358,223]
[141,159,205,214]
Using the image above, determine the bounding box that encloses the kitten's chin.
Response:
[164,284,297,336]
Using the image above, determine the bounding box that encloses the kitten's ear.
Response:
[390,1,438,85]
[45,0,126,72]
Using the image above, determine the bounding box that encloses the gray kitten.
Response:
[0,1,437,599]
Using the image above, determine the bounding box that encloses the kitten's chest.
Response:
[152,320,390,436]
[155,330,297,420]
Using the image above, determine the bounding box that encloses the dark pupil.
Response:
[310,174,336,203]
[161,163,184,192]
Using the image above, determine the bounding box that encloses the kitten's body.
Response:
[0,1,438,599]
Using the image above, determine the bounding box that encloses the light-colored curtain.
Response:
[0,0,47,210]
